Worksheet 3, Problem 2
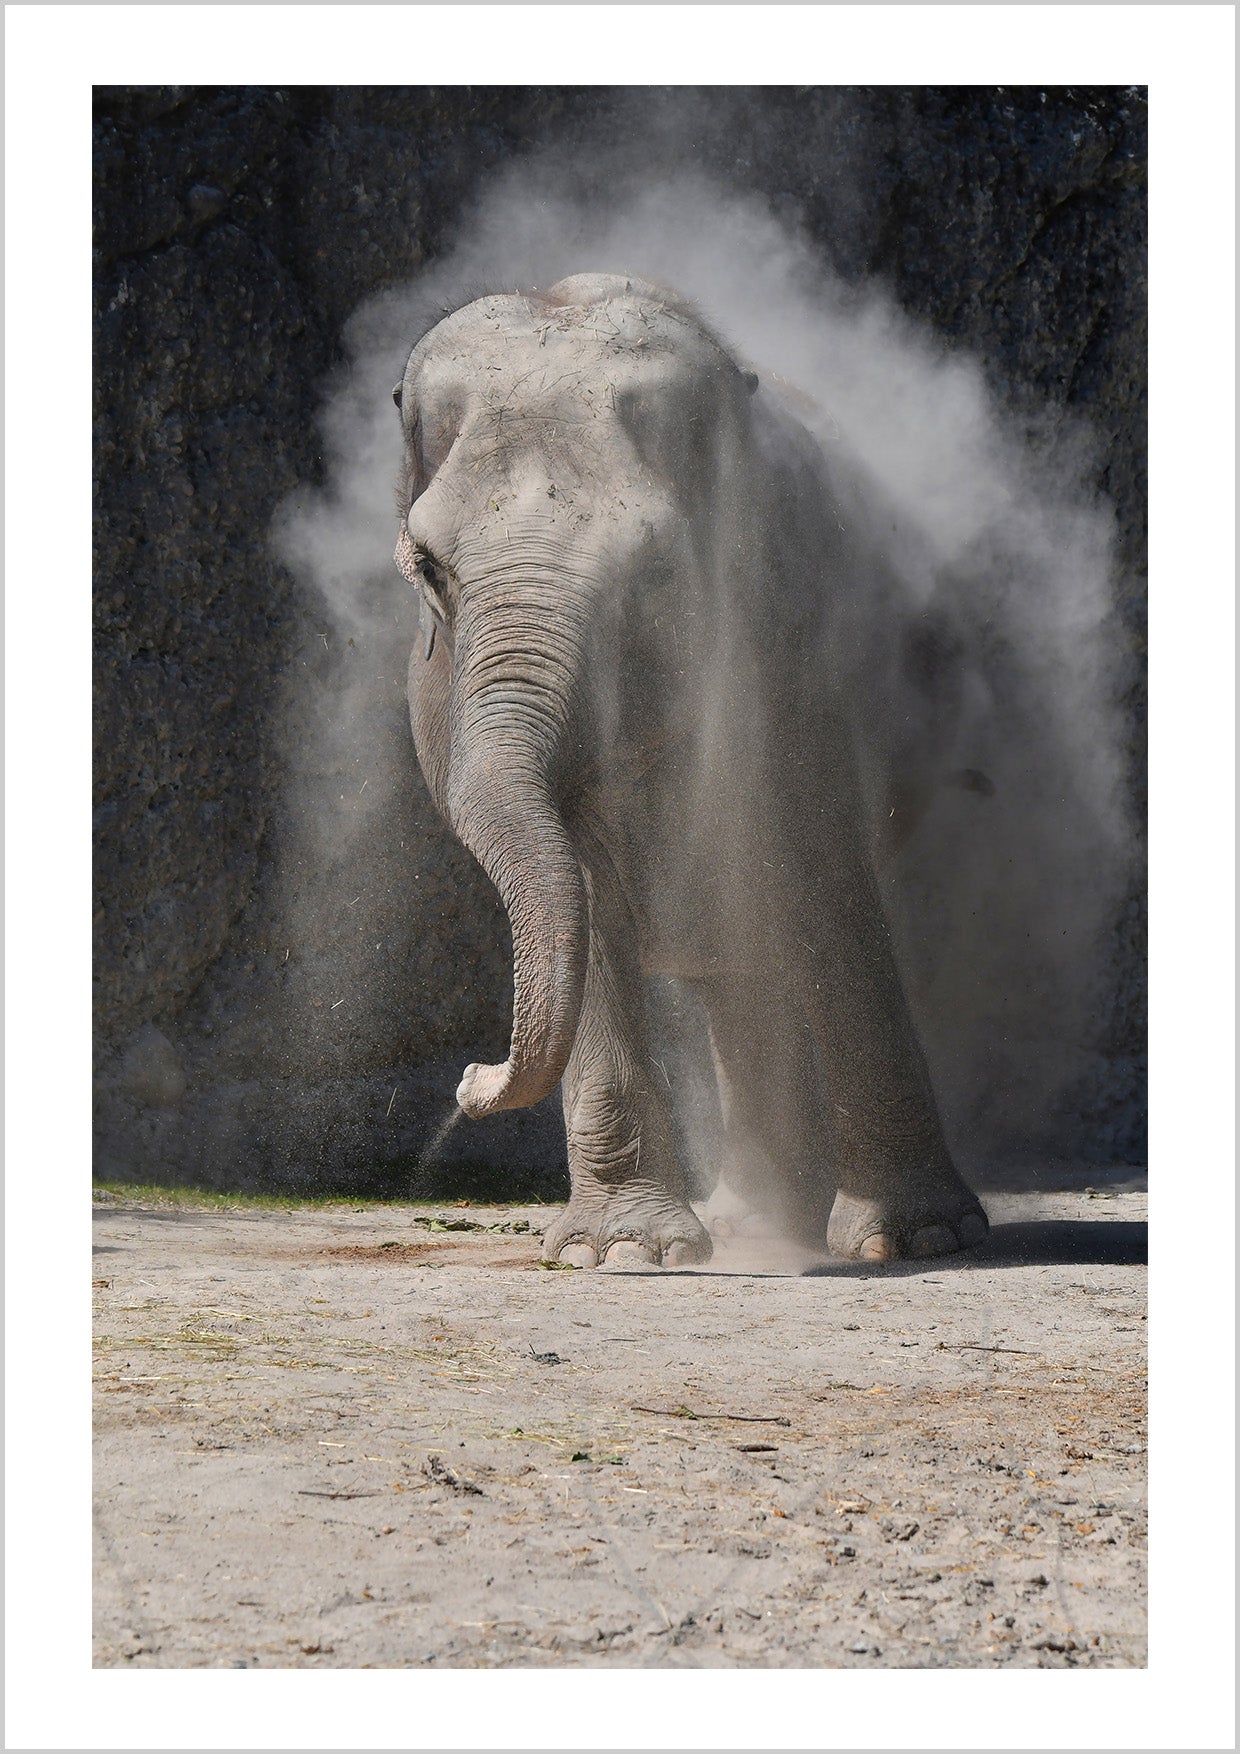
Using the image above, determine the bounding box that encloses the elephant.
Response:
[392,271,989,1268]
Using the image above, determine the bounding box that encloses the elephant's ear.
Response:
[419,592,437,661]
[394,525,421,586]
[395,526,437,659]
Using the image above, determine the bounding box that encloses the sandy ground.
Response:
[93,1182,1146,1669]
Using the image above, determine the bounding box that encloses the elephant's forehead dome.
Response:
[416,288,728,389]
[405,285,747,532]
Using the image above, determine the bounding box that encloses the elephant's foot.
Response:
[542,1185,713,1269]
[826,1181,989,1262]
[702,1177,777,1241]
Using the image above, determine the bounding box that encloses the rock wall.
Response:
[93,86,1146,1191]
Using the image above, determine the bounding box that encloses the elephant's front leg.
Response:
[541,851,712,1269]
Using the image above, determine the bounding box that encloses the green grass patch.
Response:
[94,1155,570,1210]
[91,1181,523,1214]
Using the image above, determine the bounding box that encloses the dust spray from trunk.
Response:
[275,153,1134,1184]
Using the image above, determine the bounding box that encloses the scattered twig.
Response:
[937,1342,1038,1356]
[631,1405,791,1427]
[385,1088,397,1118]
[710,1412,792,1426]
[296,1489,380,1500]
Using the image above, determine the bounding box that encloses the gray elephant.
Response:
[393,272,988,1268]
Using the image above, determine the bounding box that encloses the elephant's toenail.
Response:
[860,1234,898,1261]
[910,1225,957,1258]
[957,1212,988,1246]
[663,1239,705,1268]
[556,1243,598,1268]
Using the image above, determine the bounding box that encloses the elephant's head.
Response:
[392,276,756,1120]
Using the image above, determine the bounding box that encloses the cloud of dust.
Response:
[274,119,1134,1182]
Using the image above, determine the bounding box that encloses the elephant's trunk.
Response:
[445,593,589,1120]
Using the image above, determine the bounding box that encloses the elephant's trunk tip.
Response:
[456,1059,516,1120]
[458,1045,570,1118]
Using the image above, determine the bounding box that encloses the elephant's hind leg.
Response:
[542,844,712,1270]
[787,801,988,1261]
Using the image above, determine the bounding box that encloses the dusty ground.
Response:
[93,1180,1146,1669]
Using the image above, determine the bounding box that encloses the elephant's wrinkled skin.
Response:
[394,273,988,1266]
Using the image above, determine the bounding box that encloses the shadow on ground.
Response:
[801,1219,1147,1278]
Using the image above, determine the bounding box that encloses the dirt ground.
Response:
[92,1179,1146,1670]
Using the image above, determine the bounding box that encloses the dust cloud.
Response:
[274,129,1134,1185]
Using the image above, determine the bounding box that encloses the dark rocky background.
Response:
[93,86,1146,1195]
